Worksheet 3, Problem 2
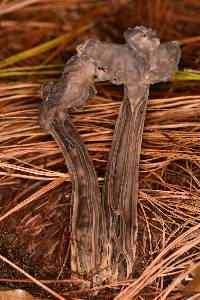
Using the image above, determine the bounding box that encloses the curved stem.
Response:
[48,108,106,276]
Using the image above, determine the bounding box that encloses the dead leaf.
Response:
[182,265,200,294]
[0,289,47,300]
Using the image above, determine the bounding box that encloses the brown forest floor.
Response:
[0,0,200,299]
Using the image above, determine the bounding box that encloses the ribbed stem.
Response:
[49,109,106,276]
[103,87,149,279]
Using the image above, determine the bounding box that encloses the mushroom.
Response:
[38,56,107,280]
[38,26,180,282]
